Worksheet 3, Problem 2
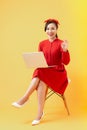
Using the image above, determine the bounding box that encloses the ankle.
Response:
[17,97,29,105]
[35,112,43,120]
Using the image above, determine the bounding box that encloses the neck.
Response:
[49,37,57,42]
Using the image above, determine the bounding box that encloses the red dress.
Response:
[32,38,70,94]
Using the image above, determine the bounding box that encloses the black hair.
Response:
[44,21,58,38]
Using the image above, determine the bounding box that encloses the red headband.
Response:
[44,18,60,25]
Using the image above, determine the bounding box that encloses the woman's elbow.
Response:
[63,58,70,65]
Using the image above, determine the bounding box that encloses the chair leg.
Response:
[62,95,70,115]
[46,90,70,115]
[46,90,55,100]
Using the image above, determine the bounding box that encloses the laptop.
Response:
[22,52,48,68]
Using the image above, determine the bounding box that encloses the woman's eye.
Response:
[47,27,55,30]
[51,27,55,30]
[47,28,49,30]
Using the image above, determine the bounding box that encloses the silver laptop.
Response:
[22,52,48,68]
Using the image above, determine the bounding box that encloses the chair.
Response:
[46,79,71,115]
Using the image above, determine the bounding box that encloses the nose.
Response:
[49,29,52,32]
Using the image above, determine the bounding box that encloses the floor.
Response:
[0,93,87,130]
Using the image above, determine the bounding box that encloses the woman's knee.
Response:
[38,80,47,91]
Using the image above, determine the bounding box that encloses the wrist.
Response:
[63,49,68,52]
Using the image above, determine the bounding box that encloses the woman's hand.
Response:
[61,40,68,52]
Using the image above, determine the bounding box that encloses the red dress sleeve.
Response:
[38,42,42,51]
[61,50,70,65]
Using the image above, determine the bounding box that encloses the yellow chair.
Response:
[46,79,71,115]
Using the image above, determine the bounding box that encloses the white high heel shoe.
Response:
[12,101,28,108]
[12,102,23,108]
[32,112,44,125]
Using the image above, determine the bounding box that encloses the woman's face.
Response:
[46,23,57,39]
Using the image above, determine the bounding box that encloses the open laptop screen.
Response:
[22,52,48,68]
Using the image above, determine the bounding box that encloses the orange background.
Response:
[0,0,87,129]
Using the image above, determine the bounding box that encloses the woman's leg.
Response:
[35,80,48,120]
[16,77,40,105]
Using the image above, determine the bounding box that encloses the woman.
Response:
[12,18,70,125]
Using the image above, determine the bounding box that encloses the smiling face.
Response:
[45,23,58,41]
